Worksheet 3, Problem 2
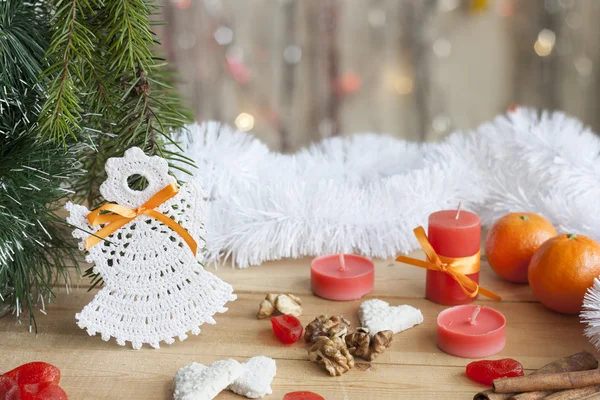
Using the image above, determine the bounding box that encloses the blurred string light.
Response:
[171,0,191,9]
[235,113,255,131]
[214,26,233,45]
[432,114,452,134]
[333,72,362,96]
[469,0,488,14]
[433,38,452,58]
[438,0,461,13]
[495,0,515,17]
[368,8,386,27]
[283,45,302,64]
[384,68,414,95]
[394,76,414,95]
[534,29,556,57]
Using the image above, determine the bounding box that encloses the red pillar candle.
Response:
[426,209,481,305]
[436,305,506,358]
[311,252,374,301]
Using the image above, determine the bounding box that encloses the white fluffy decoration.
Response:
[172,122,485,267]
[581,278,600,351]
[358,299,423,335]
[472,108,600,235]
[172,108,600,268]
[66,147,236,349]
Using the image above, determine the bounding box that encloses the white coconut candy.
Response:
[228,356,277,398]
[358,299,423,335]
[174,356,277,399]
[173,359,243,400]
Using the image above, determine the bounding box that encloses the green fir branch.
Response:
[0,0,82,331]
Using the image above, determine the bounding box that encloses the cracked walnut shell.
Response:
[345,327,393,361]
[308,336,355,376]
[304,315,350,344]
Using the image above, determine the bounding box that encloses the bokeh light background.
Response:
[160,0,600,151]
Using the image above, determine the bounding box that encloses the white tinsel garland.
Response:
[581,278,600,351]
[172,122,485,267]
[472,108,600,233]
[172,108,600,268]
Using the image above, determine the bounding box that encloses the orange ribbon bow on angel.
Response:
[395,226,501,300]
[85,183,197,256]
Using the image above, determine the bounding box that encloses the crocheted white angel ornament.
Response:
[66,147,236,349]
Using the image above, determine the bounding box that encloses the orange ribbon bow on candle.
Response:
[85,183,197,256]
[395,226,501,301]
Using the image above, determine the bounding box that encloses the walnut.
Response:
[345,327,393,361]
[257,293,302,319]
[257,299,275,319]
[308,336,355,376]
[304,315,350,344]
[275,294,302,317]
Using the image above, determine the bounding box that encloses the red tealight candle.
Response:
[426,206,481,305]
[311,252,374,301]
[437,305,506,358]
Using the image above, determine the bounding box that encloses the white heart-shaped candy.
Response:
[228,356,277,398]
[358,299,423,335]
[173,359,243,400]
[174,357,277,399]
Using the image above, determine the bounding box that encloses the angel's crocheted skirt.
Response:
[76,268,236,349]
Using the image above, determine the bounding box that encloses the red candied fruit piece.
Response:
[283,391,325,400]
[4,362,60,386]
[21,382,68,400]
[270,315,303,344]
[0,376,20,400]
[466,358,524,386]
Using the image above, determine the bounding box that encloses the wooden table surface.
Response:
[0,251,597,400]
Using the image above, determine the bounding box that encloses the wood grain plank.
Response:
[66,252,537,302]
[1,252,594,399]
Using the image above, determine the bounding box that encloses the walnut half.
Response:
[257,293,302,319]
[308,336,355,376]
[345,327,393,361]
[304,315,350,344]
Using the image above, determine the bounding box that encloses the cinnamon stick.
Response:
[473,393,512,400]
[474,352,598,400]
[510,392,550,400]
[544,385,600,400]
[494,369,600,393]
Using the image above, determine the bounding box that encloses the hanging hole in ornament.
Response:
[127,174,150,192]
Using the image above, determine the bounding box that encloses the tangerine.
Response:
[529,233,600,315]
[485,213,557,283]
